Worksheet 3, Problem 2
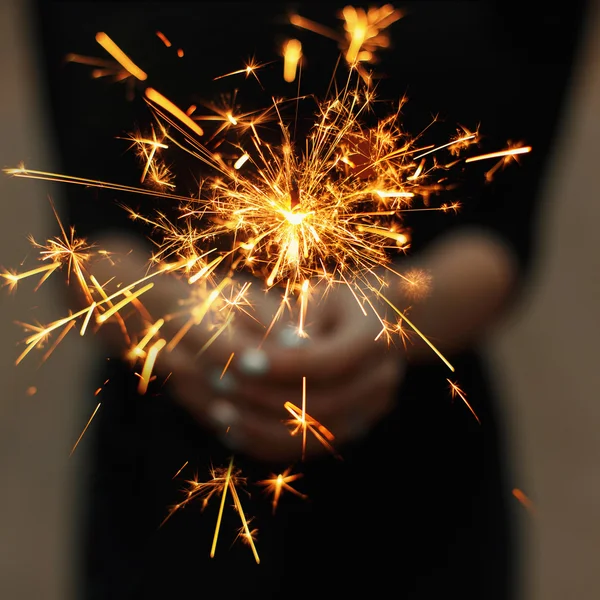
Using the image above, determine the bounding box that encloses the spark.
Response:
[213,58,270,85]
[284,399,338,459]
[156,31,172,48]
[233,153,250,170]
[145,88,205,137]
[211,457,233,558]
[283,39,302,83]
[70,402,101,456]
[138,338,167,394]
[447,379,480,424]
[96,282,154,324]
[172,460,189,479]
[1,262,61,292]
[257,468,307,514]
[512,488,535,513]
[95,32,147,81]
[291,3,403,66]
[163,458,259,562]
[465,146,532,163]
[220,352,235,379]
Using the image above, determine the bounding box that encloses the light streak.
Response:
[283,39,302,82]
[145,88,205,137]
[220,352,235,378]
[465,146,532,163]
[512,488,535,513]
[138,338,167,394]
[234,153,250,170]
[210,457,233,558]
[156,31,172,47]
[172,460,188,479]
[284,400,338,459]
[70,401,101,456]
[95,32,147,80]
[447,379,480,424]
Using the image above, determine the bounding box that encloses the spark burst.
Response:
[163,457,260,563]
[2,5,531,557]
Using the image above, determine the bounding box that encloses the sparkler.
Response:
[3,4,531,557]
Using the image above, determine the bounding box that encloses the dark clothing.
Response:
[34,2,587,598]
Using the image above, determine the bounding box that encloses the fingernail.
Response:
[209,369,237,394]
[278,327,310,348]
[238,348,270,376]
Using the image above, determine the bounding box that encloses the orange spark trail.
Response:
[172,461,188,479]
[70,402,101,456]
[447,379,480,424]
[220,352,235,379]
[465,146,532,163]
[145,88,205,137]
[512,488,536,513]
[138,338,167,394]
[210,457,233,559]
[95,32,147,80]
[156,31,172,47]
[283,39,302,83]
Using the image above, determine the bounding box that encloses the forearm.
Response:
[389,227,519,362]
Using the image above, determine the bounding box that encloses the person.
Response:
[33,2,587,598]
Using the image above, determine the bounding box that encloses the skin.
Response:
[88,226,518,463]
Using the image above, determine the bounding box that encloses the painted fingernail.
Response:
[238,348,269,376]
[209,369,237,394]
[278,327,309,348]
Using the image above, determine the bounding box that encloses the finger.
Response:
[236,312,388,385]
[232,353,399,420]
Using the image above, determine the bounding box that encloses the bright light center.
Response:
[283,211,309,225]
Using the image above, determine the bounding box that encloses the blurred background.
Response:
[1,1,598,598]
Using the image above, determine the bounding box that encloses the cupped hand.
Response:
[196,279,407,463]
[89,237,406,464]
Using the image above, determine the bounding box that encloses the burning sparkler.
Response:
[2,4,531,556]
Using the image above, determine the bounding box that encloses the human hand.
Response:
[88,236,405,463]
[199,280,406,463]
